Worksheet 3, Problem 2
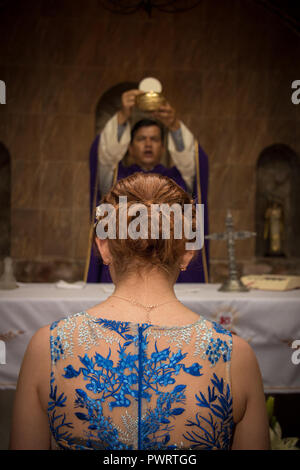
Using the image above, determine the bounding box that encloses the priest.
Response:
[85,89,209,283]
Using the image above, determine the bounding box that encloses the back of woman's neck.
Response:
[112,273,177,304]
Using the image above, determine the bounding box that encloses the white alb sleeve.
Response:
[98,114,131,195]
[168,121,196,193]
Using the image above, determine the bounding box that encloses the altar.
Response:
[0,283,299,393]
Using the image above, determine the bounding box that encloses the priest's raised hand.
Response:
[117,89,143,125]
[151,101,180,132]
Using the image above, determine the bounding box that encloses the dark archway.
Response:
[95,81,138,134]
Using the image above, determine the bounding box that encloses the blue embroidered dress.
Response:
[49,312,234,450]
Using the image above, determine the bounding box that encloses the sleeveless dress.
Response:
[48,312,234,450]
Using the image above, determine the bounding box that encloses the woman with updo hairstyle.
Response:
[10,173,269,450]
[94,172,198,282]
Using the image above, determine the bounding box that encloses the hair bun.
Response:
[95,172,198,276]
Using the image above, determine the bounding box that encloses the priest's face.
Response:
[129,125,164,171]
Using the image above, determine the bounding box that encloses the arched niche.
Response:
[255,144,300,258]
[95,81,171,168]
[95,81,138,134]
[0,141,11,258]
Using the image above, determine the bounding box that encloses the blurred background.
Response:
[0,0,299,449]
[0,0,299,284]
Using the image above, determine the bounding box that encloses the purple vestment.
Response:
[86,134,209,283]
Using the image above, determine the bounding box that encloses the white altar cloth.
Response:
[0,283,299,393]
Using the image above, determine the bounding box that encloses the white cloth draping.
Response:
[0,283,299,392]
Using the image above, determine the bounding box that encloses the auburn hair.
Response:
[94,172,198,276]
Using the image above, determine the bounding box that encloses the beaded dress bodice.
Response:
[48,312,234,450]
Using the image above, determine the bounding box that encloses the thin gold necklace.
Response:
[110,295,179,324]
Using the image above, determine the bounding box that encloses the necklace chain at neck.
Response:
[110,295,179,323]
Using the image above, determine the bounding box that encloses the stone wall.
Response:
[0,0,299,282]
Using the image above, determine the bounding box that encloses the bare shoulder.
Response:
[231,334,260,372]
[231,334,262,394]
[20,325,51,383]
[10,324,52,449]
[25,325,51,361]
[17,324,52,413]
[230,335,270,449]
[230,334,265,423]
[29,324,50,344]
[231,333,254,354]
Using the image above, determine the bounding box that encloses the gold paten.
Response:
[136,91,166,111]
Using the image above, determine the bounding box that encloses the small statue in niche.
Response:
[264,201,285,256]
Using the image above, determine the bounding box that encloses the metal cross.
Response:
[205,210,256,292]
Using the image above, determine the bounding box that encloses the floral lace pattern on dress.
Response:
[48,313,233,450]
